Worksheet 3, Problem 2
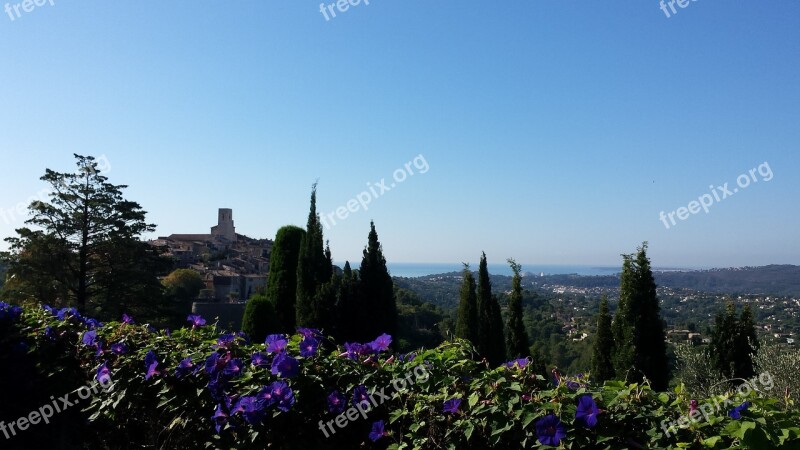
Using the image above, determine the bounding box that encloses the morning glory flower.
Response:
[187,314,206,328]
[327,390,346,414]
[343,342,373,360]
[368,333,392,352]
[575,395,600,428]
[84,318,102,329]
[96,361,112,385]
[536,414,567,446]
[57,307,80,321]
[205,352,230,375]
[144,350,160,380]
[271,352,299,378]
[122,313,134,324]
[222,358,244,378]
[216,334,236,348]
[504,358,530,369]
[111,342,128,355]
[82,330,98,347]
[265,334,288,354]
[251,352,269,367]
[297,327,321,339]
[352,385,370,408]
[368,420,387,442]
[232,396,265,425]
[268,381,295,412]
[443,398,462,414]
[299,337,319,357]
[729,401,751,420]
[212,404,228,434]
[174,357,195,378]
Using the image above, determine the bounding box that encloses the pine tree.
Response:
[358,221,397,341]
[476,252,505,365]
[334,261,360,342]
[296,183,333,328]
[505,258,530,358]
[612,243,669,390]
[264,225,306,334]
[592,295,615,382]
[455,264,478,344]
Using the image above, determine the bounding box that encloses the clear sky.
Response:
[0,1,798,268]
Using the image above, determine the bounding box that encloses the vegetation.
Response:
[455,264,478,344]
[3,303,800,449]
[295,182,334,329]
[591,296,615,383]
[476,253,506,366]
[505,258,530,359]
[711,302,760,379]
[612,242,670,390]
[266,225,306,334]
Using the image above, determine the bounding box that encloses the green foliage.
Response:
[357,221,397,341]
[455,264,478,344]
[476,252,506,366]
[266,225,306,334]
[612,242,670,390]
[295,183,333,328]
[163,268,205,301]
[8,302,800,449]
[505,258,530,359]
[592,296,615,383]
[395,287,447,352]
[711,302,760,379]
[241,293,280,343]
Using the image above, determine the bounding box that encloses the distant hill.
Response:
[653,264,800,297]
[393,264,800,309]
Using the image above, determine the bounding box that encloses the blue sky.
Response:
[0,1,798,268]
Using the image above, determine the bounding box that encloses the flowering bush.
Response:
[2,303,800,449]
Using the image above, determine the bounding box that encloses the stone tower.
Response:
[211,208,236,242]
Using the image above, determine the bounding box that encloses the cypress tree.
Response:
[612,243,669,390]
[358,221,397,341]
[476,252,505,365]
[505,258,530,358]
[455,263,478,344]
[736,304,759,378]
[592,295,615,382]
[296,183,333,328]
[334,261,360,342]
[266,225,305,334]
[711,301,759,379]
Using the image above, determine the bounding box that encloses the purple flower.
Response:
[212,404,228,434]
[299,337,319,357]
[144,350,160,380]
[205,352,230,375]
[175,357,195,378]
[84,318,102,329]
[327,390,346,414]
[265,334,288,353]
[297,327,321,339]
[271,352,299,378]
[236,331,250,345]
[504,357,530,369]
[536,414,567,446]
[187,314,206,328]
[216,334,236,348]
[368,420,387,442]
[56,307,80,321]
[222,358,244,378]
[368,333,392,352]
[111,342,128,355]
[207,373,228,401]
[251,352,269,367]
[122,313,134,324]
[352,385,370,408]
[729,401,751,420]
[267,381,295,412]
[344,342,374,360]
[575,395,599,428]
[232,396,265,425]
[44,326,56,340]
[96,361,112,385]
[443,398,462,414]
[82,330,98,347]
